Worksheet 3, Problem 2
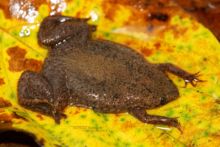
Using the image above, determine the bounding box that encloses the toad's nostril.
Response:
[160,97,167,105]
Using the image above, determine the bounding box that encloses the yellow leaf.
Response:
[0,0,220,146]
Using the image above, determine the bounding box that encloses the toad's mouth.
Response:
[18,98,54,115]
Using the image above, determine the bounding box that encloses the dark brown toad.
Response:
[18,15,202,129]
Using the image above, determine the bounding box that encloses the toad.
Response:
[18,15,202,129]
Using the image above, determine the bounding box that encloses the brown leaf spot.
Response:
[0,113,13,123]
[154,42,161,49]
[140,48,153,56]
[0,0,10,18]
[102,1,119,21]
[0,109,5,113]
[36,114,44,120]
[121,121,137,131]
[0,97,12,108]
[32,0,47,8]
[158,25,188,39]
[7,46,26,58]
[24,59,43,73]
[102,0,152,24]
[7,46,43,72]
[76,11,82,17]
[102,0,151,9]
[0,78,5,86]
[171,26,188,38]
[211,132,220,139]
[215,99,220,104]
[71,109,81,115]
[70,108,87,115]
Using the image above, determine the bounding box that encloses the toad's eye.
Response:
[159,97,167,105]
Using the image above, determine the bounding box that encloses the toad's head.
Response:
[38,15,96,49]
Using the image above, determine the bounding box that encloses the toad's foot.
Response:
[128,107,181,131]
[156,63,205,87]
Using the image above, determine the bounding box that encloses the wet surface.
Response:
[0,0,67,22]
[9,0,39,23]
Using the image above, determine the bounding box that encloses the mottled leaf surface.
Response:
[0,0,220,146]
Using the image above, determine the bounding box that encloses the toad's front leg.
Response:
[156,63,204,87]
[18,71,64,123]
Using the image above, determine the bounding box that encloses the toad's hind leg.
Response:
[128,108,180,130]
[18,71,60,121]
[18,71,53,104]
[156,63,204,87]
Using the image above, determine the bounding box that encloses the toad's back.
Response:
[43,40,178,112]
[63,40,152,82]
